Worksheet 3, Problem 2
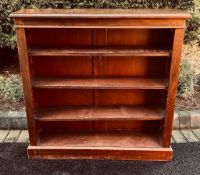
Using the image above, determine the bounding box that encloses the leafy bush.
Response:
[185,0,200,43]
[0,74,23,102]
[0,0,199,50]
[178,58,197,96]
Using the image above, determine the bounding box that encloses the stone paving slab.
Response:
[172,130,187,143]
[181,129,199,142]
[192,129,200,140]
[4,130,21,143]
[0,130,9,143]
[171,136,175,143]
[1,129,200,144]
[17,130,29,143]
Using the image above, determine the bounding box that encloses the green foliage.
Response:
[0,0,199,50]
[0,74,23,102]
[185,0,200,43]
[178,58,197,96]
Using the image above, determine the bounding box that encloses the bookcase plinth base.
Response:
[28,146,173,161]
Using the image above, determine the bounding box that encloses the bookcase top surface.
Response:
[10,9,190,19]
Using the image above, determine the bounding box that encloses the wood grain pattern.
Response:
[11,9,189,29]
[28,47,170,57]
[32,56,92,76]
[37,120,161,132]
[162,29,185,147]
[34,89,93,106]
[106,29,172,48]
[11,9,189,161]
[92,29,171,77]
[38,130,161,148]
[93,120,161,132]
[10,9,190,19]
[94,89,165,106]
[27,28,92,47]
[13,17,187,29]
[32,77,168,89]
[94,56,169,77]
[15,28,37,145]
[35,106,164,121]
[28,146,172,161]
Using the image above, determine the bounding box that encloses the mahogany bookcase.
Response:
[11,9,189,161]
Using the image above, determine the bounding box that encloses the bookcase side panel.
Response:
[16,28,37,145]
[163,28,185,147]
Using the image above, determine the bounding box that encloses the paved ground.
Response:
[1,129,200,143]
[0,142,200,175]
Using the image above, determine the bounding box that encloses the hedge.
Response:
[0,0,199,50]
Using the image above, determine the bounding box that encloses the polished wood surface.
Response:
[11,9,189,161]
[34,89,93,106]
[94,56,169,77]
[11,9,190,19]
[163,29,185,147]
[15,28,37,145]
[11,9,190,29]
[32,77,168,89]
[94,89,164,106]
[28,146,172,161]
[12,19,187,29]
[38,130,161,147]
[32,56,92,76]
[28,47,170,57]
[38,120,161,132]
[36,106,164,121]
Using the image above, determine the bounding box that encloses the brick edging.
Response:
[0,111,27,129]
[0,110,200,129]
[174,110,200,129]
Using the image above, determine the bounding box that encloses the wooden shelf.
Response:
[38,130,161,148]
[35,106,164,121]
[32,77,168,90]
[28,47,170,57]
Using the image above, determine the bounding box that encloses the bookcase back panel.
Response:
[32,56,92,76]
[31,56,169,78]
[34,89,93,106]
[94,56,169,77]
[38,120,161,132]
[34,89,165,107]
[94,89,165,105]
[93,120,161,131]
[94,29,173,49]
[26,28,173,49]
[26,28,93,47]
[37,121,93,131]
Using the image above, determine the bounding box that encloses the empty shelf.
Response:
[32,77,168,89]
[35,106,164,121]
[39,130,161,148]
[28,47,170,57]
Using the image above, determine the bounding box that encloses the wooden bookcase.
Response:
[11,9,189,161]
